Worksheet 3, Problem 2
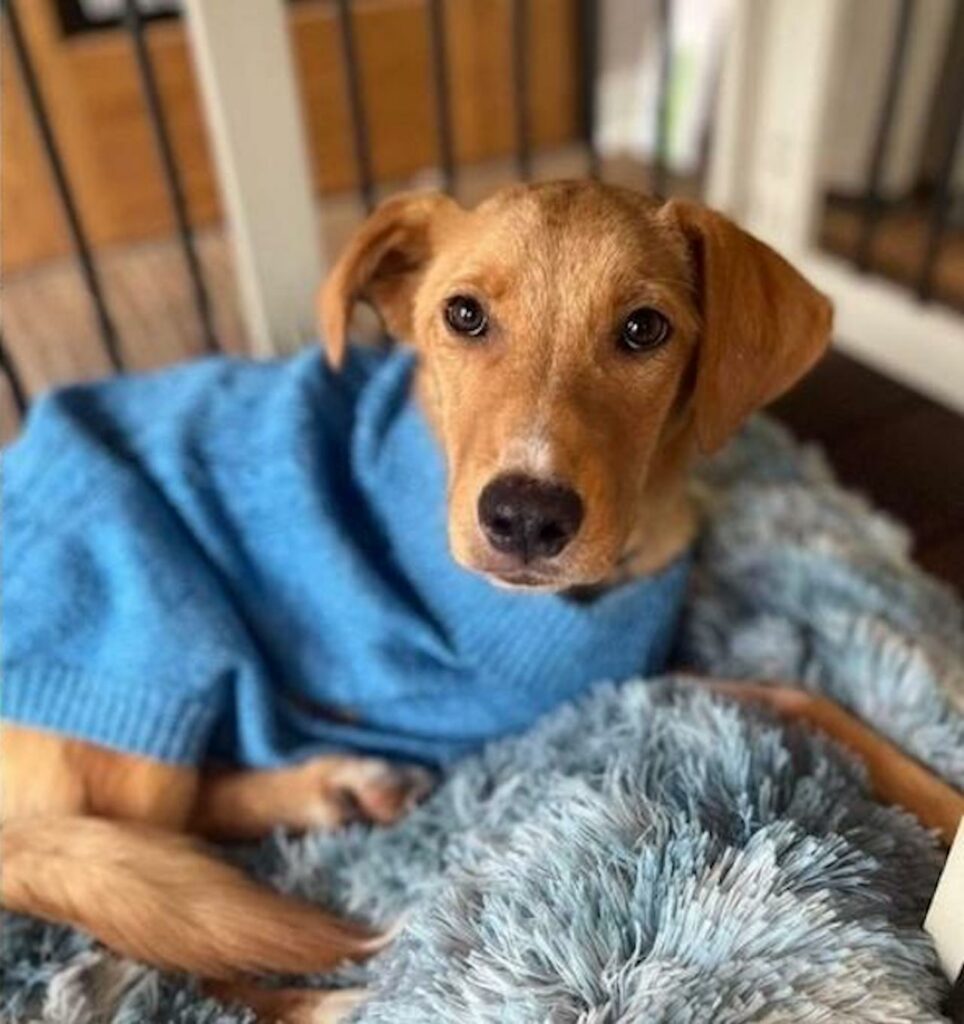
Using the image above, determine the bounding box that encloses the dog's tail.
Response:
[1,816,385,979]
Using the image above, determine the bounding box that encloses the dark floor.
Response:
[770,349,964,597]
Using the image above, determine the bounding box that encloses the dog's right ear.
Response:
[318,191,460,369]
[664,200,833,453]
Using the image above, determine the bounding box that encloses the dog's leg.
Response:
[191,755,434,840]
[0,724,199,828]
[1,728,392,983]
[205,981,367,1024]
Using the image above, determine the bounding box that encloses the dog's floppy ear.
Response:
[666,200,833,453]
[318,191,459,368]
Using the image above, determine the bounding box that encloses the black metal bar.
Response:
[856,0,914,272]
[123,0,218,353]
[5,0,123,372]
[917,109,964,301]
[335,0,376,212]
[578,0,600,178]
[511,0,531,181]
[917,0,964,301]
[426,0,456,194]
[0,332,29,416]
[653,0,672,198]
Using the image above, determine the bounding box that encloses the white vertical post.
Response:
[707,0,843,254]
[704,0,768,217]
[183,0,323,356]
[745,0,843,251]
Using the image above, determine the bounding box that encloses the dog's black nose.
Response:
[478,474,584,562]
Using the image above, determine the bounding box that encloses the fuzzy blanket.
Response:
[3,419,963,1023]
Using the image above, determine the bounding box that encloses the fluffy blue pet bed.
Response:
[3,419,963,1023]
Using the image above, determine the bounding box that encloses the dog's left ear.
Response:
[665,200,833,453]
[318,191,460,369]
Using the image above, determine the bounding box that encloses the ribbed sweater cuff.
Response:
[2,664,216,764]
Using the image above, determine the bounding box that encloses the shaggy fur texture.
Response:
[3,418,961,1022]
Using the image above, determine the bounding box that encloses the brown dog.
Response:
[3,181,959,1022]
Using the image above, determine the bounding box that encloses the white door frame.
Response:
[183,0,323,356]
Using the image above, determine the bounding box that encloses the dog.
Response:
[3,182,959,1023]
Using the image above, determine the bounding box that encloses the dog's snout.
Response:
[478,474,584,562]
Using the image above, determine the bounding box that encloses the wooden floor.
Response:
[771,350,964,597]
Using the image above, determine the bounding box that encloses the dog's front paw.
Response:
[300,756,435,828]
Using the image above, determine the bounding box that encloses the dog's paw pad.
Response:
[331,760,434,826]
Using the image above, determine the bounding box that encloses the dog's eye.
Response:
[619,308,671,352]
[444,295,488,338]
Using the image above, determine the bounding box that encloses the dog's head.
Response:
[320,181,831,591]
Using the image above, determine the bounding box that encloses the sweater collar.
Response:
[350,346,692,686]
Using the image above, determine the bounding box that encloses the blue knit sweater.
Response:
[2,346,690,768]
